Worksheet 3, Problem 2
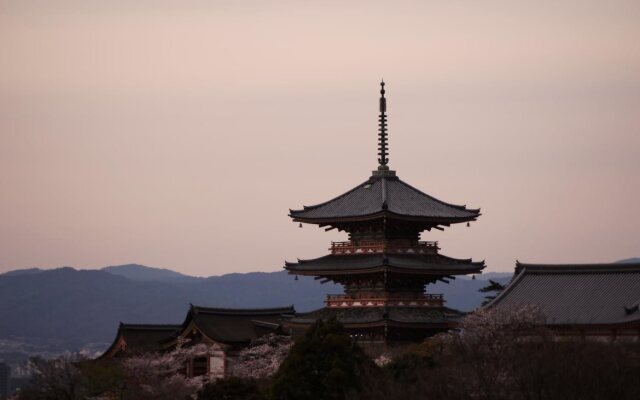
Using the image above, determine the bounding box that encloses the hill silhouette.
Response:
[0,264,510,354]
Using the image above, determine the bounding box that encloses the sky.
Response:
[0,1,639,276]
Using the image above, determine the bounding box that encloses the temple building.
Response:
[161,305,294,378]
[99,323,182,359]
[98,305,294,379]
[488,261,640,340]
[283,82,485,348]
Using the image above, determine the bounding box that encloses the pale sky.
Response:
[1,1,639,276]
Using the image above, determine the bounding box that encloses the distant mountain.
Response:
[0,264,509,356]
[459,272,513,280]
[102,264,200,283]
[1,268,43,277]
[617,258,640,264]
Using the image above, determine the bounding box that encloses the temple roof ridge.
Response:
[189,305,296,316]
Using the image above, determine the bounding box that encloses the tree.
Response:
[233,334,292,379]
[18,355,87,400]
[120,342,214,400]
[479,279,506,306]
[198,377,265,400]
[270,318,370,400]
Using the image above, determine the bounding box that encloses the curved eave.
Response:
[98,323,181,359]
[284,319,458,330]
[288,179,373,215]
[285,265,485,277]
[290,210,480,226]
[97,324,125,360]
[284,257,486,276]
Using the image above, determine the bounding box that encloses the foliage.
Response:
[198,377,265,400]
[18,307,640,400]
[353,306,640,400]
[479,279,507,306]
[270,318,370,400]
[119,342,215,400]
[17,355,87,400]
[79,359,127,399]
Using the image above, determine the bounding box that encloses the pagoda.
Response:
[283,81,485,348]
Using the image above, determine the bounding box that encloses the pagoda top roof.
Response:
[488,261,640,325]
[285,253,485,276]
[289,81,480,227]
[289,171,480,225]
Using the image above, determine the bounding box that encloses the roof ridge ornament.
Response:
[372,80,396,178]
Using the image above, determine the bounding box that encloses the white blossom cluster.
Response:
[232,334,293,379]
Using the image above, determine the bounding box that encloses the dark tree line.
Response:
[17,309,640,400]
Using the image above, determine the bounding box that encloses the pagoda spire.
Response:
[377,80,389,167]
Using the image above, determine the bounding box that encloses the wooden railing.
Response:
[325,293,444,308]
[330,240,439,255]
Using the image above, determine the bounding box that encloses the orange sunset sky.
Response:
[1,1,639,276]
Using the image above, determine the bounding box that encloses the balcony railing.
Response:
[330,240,439,255]
[325,293,444,308]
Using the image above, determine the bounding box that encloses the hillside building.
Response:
[161,305,293,378]
[99,305,294,380]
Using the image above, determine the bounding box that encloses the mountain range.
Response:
[2,258,636,362]
[0,263,512,361]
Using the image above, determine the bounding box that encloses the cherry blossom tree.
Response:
[121,342,216,400]
[232,334,293,379]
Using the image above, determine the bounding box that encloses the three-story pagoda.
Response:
[283,82,485,347]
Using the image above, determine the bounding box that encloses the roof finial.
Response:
[378,80,389,167]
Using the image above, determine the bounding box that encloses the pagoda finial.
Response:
[378,80,389,167]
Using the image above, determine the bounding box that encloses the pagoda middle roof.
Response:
[285,253,485,275]
[289,173,480,224]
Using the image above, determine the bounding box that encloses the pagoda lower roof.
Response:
[285,253,485,275]
[284,306,464,327]
[289,172,480,225]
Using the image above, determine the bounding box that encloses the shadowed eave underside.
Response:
[284,253,485,276]
[283,306,464,327]
[489,262,640,325]
[289,175,480,226]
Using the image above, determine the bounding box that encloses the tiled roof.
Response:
[180,305,295,344]
[489,262,640,325]
[286,306,463,326]
[100,323,181,358]
[285,253,485,275]
[289,174,480,223]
